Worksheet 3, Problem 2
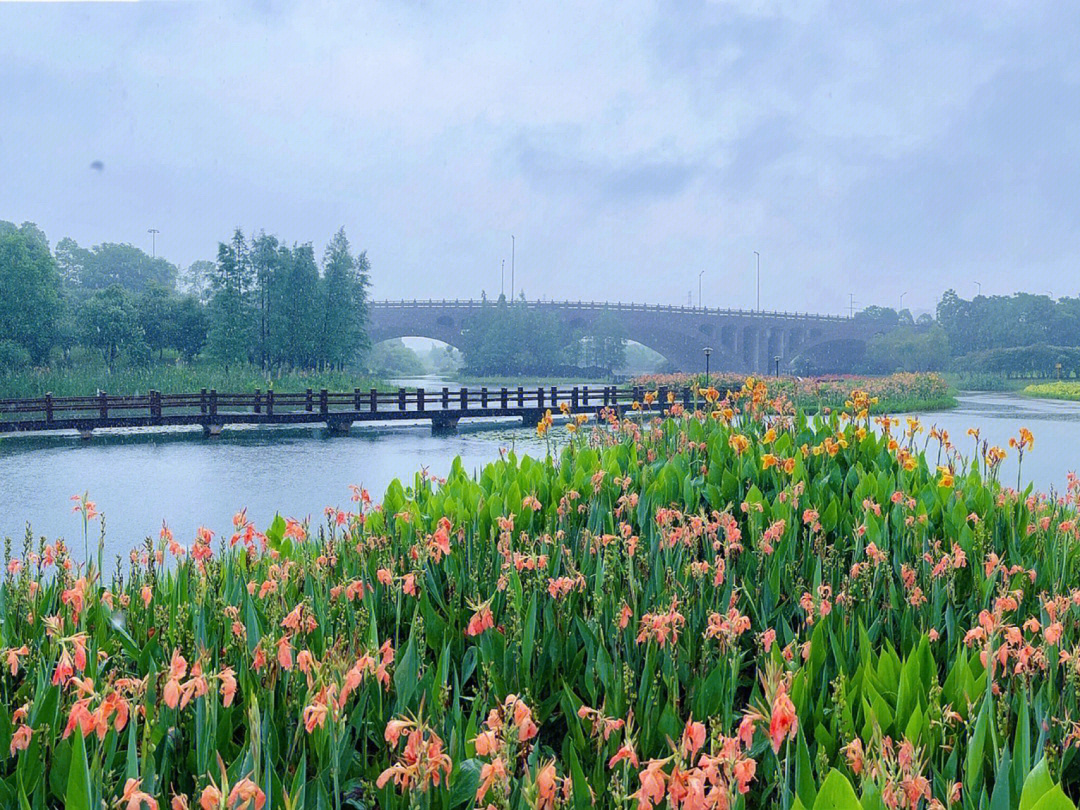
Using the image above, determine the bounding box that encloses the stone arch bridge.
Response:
[369,300,886,374]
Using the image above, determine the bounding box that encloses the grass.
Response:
[1022,380,1080,401]
[941,372,1033,393]
[0,358,384,399]
[2,380,1073,808]
[631,371,957,414]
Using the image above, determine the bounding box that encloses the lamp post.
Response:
[974,281,982,297]
[148,228,159,259]
[500,259,505,298]
[511,235,515,300]
[774,355,781,377]
[900,291,907,312]
[753,251,760,311]
[703,346,713,386]
[698,270,704,309]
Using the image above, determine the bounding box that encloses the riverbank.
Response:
[632,370,956,413]
[0,361,384,399]
[1022,381,1080,401]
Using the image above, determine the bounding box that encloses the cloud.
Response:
[0,0,1077,314]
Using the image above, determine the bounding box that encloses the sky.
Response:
[1,0,1078,317]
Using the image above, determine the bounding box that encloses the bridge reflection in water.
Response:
[369,299,884,374]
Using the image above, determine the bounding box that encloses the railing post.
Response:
[45,392,53,425]
[658,386,668,410]
[254,388,261,414]
[200,388,208,416]
[551,385,558,408]
[209,389,218,418]
[571,387,579,411]
[537,387,545,409]
[517,386,524,407]
[320,389,329,416]
[417,388,425,412]
[267,389,275,416]
[151,390,161,419]
[442,387,450,409]
[683,387,691,409]
[398,388,406,411]
[460,387,469,411]
[582,385,589,407]
[305,388,313,412]
[99,391,108,420]
[500,387,508,409]
[354,388,362,411]
[481,387,488,408]
[370,388,379,413]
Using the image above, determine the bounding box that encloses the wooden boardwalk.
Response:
[0,385,693,438]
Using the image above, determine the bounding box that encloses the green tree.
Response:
[66,241,177,292]
[172,295,209,361]
[77,285,145,369]
[0,221,60,363]
[206,231,254,370]
[320,228,371,369]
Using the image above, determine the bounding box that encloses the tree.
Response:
[0,221,60,363]
[581,309,627,376]
[320,228,371,369]
[77,285,145,369]
[206,232,254,371]
[173,295,209,361]
[69,241,178,292]
[136,283,176,359]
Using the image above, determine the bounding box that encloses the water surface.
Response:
[1,391,1076,561]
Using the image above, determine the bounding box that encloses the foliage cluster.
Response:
[1,379,1074,809]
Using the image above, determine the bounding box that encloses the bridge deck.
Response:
[0,385,693,436]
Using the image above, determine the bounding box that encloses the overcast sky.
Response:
[1,1,1077,316]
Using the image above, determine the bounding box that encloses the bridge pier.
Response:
[326,417,353,436]
[78,428,93,441]
[202,423,223,438]
[431,414,459,435]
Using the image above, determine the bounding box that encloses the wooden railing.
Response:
[0,385,694,434]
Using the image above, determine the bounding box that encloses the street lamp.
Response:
[774,355,781,377]
[703,346,713,384]
[753,251,760,311]
[698,270,704,309]
[148,228,159,259]
[511,235,515,300]
[900,291,907,311]
[974,281,982,297]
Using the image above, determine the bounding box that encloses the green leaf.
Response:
[65,733,92,810]
[1020,759,1055,810]
[449,759,483,809]
[1029,786,1077,810]
[813,769,861,810]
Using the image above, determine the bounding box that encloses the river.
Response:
[1,387,1077,561]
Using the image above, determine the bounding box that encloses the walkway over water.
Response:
[370,299,882,373]
[0,385,691,438]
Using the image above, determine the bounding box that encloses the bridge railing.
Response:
[0,385,698,432]
[370,299,852,322]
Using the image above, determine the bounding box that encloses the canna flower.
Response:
[9,724,33,756]
[226,779,265,810]
[120,778,159,810]
[768,688,798,753]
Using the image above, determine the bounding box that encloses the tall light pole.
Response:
[703,346,713,385]
[974,281,982,297]
[753,251,760,312]
[900,291,907,311]
[148,228,159,259]
[511,235,515,301]
[501,259,505,298]
[698,270,704,309]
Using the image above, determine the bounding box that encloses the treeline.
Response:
[459,294,627,377]
[0,221,370,375]
[849,293,1080,378]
